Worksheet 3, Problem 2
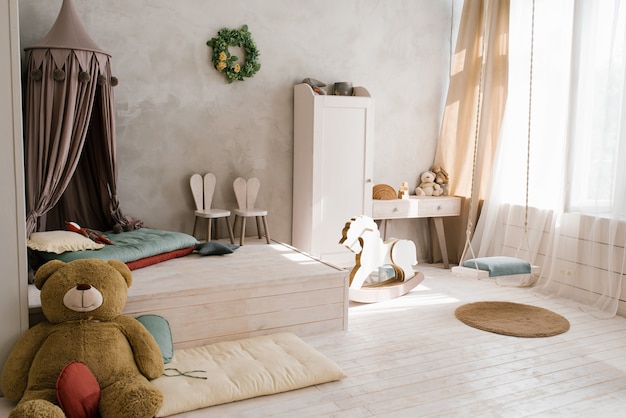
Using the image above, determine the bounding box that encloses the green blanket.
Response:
[35,228,198,264]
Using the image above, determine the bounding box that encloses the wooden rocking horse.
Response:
[339,215,425,303]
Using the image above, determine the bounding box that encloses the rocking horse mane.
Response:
[339,216,380,254]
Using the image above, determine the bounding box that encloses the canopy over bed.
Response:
[23,0,133,236]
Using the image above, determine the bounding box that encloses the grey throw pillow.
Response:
[196,241,239,256]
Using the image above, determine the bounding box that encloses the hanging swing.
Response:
[451,0,540,280]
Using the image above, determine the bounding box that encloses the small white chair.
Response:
[232,177,270,245]
[190,173,234,243]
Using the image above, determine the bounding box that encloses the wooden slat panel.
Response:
[123,275,345,313]
[495,206,626,309]
[125,243,349,345]
[127,287,345,327]
[174,318,347,349]
[170,303,345,346]
[29,242,350,345]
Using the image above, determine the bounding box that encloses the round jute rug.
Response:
[454,301,570,337]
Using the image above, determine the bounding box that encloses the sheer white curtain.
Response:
[471,0,626,317]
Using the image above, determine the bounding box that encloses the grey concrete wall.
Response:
[18,0,461,261]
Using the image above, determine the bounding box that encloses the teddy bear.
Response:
[415,170,444,196]
[1,259,164,418]
[430,164,449,196]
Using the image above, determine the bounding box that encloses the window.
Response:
[502,0,626,216]
[566,1,626,214]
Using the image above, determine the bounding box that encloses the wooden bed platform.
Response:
[28,241,349,349]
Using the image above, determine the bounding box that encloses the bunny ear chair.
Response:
[190,173,234,244]
[232,177,270,245]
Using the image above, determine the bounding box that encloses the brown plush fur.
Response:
[1,259,164,418]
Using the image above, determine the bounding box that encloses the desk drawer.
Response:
[416,197,461,217]
[372,196,461,219]
[372,200,413,218]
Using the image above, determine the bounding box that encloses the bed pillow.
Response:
[56,361,101,418]
[27,231,105,254]
[136,314,174,364]
[196,241,239,256]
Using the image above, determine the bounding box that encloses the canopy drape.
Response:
[23,0,127,236]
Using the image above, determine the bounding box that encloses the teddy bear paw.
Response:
[9,399,65,418]
[101,383,163,418]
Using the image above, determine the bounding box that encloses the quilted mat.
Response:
[151,332,346,417]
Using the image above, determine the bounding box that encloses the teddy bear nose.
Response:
[64,283,103,312]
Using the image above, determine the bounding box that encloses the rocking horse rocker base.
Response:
[348,272,426,304]
[340,215,425,304]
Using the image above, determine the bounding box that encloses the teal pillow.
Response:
[462,256,531,277]
[196,241,239,256]
[136,314,173,364]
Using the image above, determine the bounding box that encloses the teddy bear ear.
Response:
[108,259,133,288]
[34,260,66,290]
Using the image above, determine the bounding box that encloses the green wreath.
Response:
[206,25,261,83]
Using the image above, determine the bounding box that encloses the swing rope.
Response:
[460,0,535,267]
[519,0,536,258]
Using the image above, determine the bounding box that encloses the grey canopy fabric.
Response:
[23,0,129,236]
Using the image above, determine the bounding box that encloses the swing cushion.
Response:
[462,256,531,277]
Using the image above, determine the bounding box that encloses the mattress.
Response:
[151,332,346,417]
[33,228,198,269]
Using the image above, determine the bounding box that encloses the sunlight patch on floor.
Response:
[349,283,460,316]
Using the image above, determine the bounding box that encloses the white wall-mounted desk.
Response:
[372,196,461,269]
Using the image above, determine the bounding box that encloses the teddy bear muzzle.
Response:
[63,283,104,312]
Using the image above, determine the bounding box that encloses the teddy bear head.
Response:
[35,259,133,324]
[421,171,436,183]
[430,164,449,184]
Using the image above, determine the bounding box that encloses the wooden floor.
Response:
[2,263,626,417]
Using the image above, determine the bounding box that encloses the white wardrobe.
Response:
[292,83,374,266]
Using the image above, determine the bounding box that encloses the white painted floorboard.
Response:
[2,264,625,417]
